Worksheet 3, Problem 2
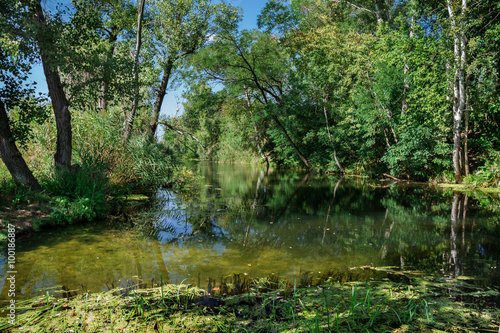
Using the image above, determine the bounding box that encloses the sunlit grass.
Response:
[1,274,499,332]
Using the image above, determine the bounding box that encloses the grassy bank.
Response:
[1,271,499,332]
[436,183,500,194]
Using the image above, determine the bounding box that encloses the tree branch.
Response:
[331,0,375,14]
[159,120,206,153]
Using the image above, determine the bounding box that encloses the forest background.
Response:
[1,0,500,226]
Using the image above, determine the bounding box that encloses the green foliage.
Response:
[71,108,173,193]
[117,136,173,191]
[42,153,109,225]
[0,177,47,209]
[464,151,500,187]
[382,126,450,180]
[0,104,177,226]
[257,0,297,36]
[56,0,138,107]
[4,278,499,332]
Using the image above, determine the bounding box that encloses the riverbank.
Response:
[1,270,498,332]
[0,193,151,245]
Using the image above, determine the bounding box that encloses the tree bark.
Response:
[460,0,468,177]
[123,0,146,145]
[148,58,174,141]
[464,77,470,177]
[447,0,467,182]
[32,1,72,171]
[0,100,42,191]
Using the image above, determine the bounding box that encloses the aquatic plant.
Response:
[1,273,498,332]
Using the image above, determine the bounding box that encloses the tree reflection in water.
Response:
[1,163,500,303]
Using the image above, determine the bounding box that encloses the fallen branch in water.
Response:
[383,173,402,181]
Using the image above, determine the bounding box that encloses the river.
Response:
[1,162,499,304]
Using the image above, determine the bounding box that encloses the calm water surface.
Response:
[1,162,500,304]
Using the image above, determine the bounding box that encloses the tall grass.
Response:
[1,106,176,226]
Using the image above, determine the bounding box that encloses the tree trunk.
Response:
[272,115,312,168]
[123,0,146,145]
[447,0,467,183]
[0,100,42,191]
[460,0,468,177]
[232,39,311,169]
[464,78,470,177]
[148,58,174,141]
[322,101,344,173]
[160,120,206,153]
[32,1,72,171]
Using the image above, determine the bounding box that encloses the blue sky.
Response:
[30,0,270,124]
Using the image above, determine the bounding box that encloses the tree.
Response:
[146,0,218,141]
[0,4,43,190]
[61,0,137,112]
[447,0,468,182]
[95,0,137,111]
[31,0,72,171]
[193,29,312,168]
[122,0,146,144]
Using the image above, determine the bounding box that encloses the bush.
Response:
[0,177,49,209]
[464,151,500,187]
[42,151,109,225]
[381,125,450,180]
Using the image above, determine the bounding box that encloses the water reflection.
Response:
[1,163,500,304]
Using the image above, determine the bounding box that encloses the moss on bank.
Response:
[1,273,499,332]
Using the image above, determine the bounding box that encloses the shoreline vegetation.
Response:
[1,268,499,332]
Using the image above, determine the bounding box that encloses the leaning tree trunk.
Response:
[232,38,312,169]
[123,0,146,145]
[32,1,72,171]
[148,58,174,141]
[0,100,42,191]
[271,114,312,168]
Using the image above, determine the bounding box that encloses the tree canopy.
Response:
[1,0,500,186]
